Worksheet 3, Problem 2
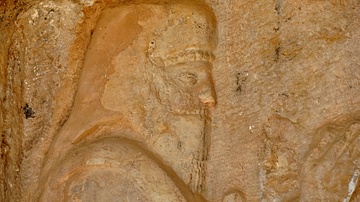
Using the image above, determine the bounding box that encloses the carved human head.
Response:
[145,1,217,115]
[86,0,217,117]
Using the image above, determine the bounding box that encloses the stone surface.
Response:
[0,0,360,201]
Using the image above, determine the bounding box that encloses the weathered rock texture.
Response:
[1,0,360,201]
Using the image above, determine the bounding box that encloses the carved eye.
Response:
[177,72,198,86]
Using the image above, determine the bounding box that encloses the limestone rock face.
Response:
[0,0,359,201]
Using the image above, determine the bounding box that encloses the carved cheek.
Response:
[171,89,193,109]
[170,77,215,109]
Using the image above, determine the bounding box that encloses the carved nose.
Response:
[198,86,216,107]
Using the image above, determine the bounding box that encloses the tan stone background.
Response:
[1,0,360,201]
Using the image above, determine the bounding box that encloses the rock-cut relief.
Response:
[300,116,360,201]
[35,1,217,201]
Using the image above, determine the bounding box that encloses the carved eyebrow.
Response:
[177,72,198,86]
